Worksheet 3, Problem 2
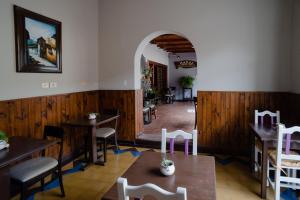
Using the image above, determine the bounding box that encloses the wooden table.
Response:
[102,151,216,200]
[0,136,56,200]
[249,123,300,199]
[63,114,119,165]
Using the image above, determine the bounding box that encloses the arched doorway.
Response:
[135,31,198,141]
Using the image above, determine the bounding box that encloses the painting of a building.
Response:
[25,17,57,67]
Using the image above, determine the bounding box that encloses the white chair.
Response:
[161,129,197,156]
[255,110,280,125]
[117,177,187,200]
[254,110,280,172]
[267,124,300,200]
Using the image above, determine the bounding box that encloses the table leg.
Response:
[0,166,10,200]
[250,132,255,174]
[90,126,98,163]
[261,141,268,199]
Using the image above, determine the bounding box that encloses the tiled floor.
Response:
[140,101,196,141]
[18,146,276,200]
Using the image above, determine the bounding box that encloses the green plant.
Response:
[179,76,195,88]
[0,130,8,142]
[161,159,174,168]
[147,89,156,99]
[142,68,152,79]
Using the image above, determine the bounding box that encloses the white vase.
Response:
[160,160,175,176]
[88,113,97,120]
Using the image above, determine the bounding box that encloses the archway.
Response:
[134,31,198,140]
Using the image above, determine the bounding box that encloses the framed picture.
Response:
[183,88,193,101]
[14,5,62,73]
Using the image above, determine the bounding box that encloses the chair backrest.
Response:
[101,109,120,130]
[161,129,197,156]
[254,110,280,125]
[274,124,300,194]
[117,177,187,200]
[43,125,64,164]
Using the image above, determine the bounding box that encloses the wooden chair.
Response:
[165,88,175,104]
[149,104,157,119]
[96,109,120,164]
[254,110,280,173]
[161,129,197,156]
[10,126,65,200]
[267,124,300,200]
[117,177,187,200]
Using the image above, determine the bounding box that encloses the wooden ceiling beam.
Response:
[158,43,192,46]
[153,41,191,45]
[164,47,194,50]
[150,34,195,53]
[160,45,193,49]
[151,38,189,43]
[169,50,196,53]
[154,34,187,40]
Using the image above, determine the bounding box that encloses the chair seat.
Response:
[96,128,116,138]
[268,150,300,167]
[10,157,58,182]
[143,107,149,112]
[149,104,156,110]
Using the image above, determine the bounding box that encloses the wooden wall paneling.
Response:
[288,93,300,123]
[197,91,291,155]
[0,101,9,134]
[0,91,101,160]
[206,92,212,147]
[135,90,144,136]
[99,90,142,141]
[0,90,297,157]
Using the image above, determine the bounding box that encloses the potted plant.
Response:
[88,112,99,120]
[160,154,175,176]
[0,130,8,142]
[0,130,9,150]
[141,65,153,98]
[179,76,195,88]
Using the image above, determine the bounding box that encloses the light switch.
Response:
[41,82,49,88]
[50,82,57,88]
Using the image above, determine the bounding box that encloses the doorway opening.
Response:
[136,33,198,142]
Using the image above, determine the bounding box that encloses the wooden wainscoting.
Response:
[0,91,100,158]
[0,89,144,159]
[289,93,300,122]
[99,90,143,141]
[197,91,290,155]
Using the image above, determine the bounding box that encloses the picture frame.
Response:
[14,5,62,73]
[183,88,193,101]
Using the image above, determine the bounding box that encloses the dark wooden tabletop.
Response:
[102,151,216,200]
[62,114,119,127]
[250,123,300,142]
[0,136,57,169]
[249,123,277,141]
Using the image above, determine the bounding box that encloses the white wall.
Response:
[98,0,293,92]
[142,44,169,66]
[169,53,197,100]
[0,0,99,100]
[291,0,300,94]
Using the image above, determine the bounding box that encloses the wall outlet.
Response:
[50,82,57,88]
[41,82,49,89]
